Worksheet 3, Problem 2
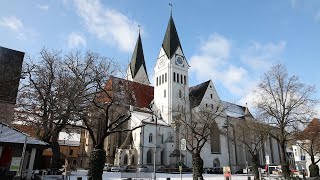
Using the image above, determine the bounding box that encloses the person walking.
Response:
[62,159,71,180]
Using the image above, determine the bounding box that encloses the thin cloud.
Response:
[67,32,86,49]
[240,41,286,70]
[0,16,23,32]
[0,16,25,40]
[36,4,49,11]
[73,0,139,52]
[190,33,286,104]
[315,10,320,22]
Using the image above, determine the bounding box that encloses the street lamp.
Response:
[153,114,162,180]
[223,116,231,169]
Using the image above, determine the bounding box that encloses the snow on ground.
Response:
[60,170,257,180]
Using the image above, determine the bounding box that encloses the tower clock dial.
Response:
[175,56,184,66]
[158,58,165,68]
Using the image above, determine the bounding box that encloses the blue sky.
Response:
[1,0,320,107]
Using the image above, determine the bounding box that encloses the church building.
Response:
[81,14,281,173]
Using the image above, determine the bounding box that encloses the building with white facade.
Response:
[82,14,282,173]
[292,118,320,176]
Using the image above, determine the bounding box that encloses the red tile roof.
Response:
[100,76,154,108]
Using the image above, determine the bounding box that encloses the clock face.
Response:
[158,58,165,68]
[175,56,184,66]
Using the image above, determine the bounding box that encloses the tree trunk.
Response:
[309,164,319,177]
[50,134,61,169]
[251,154,260,180]
[192,153,204,180]
[279,142,290,178]
[88,149,106,180]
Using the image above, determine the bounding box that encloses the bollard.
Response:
[77,177,82,180]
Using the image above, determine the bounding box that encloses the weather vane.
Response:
[138,25,141,34]
[169,3,172,15]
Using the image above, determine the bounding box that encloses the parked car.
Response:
[103,163,113,171]
[207,168,223,174]
[137,166,148,172]
[111,166,126,172]
[124,166,136,172]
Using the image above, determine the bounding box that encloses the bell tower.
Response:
[154,15,189,125]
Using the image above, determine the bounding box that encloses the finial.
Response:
[138,25,141,34]
[169,3,172,16]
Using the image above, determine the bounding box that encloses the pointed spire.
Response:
[244,103,252,117]
[162,14,182,59]
[130,32,148,78]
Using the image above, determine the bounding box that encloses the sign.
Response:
[265,155,270,165]
[10,157,21,171]
[180,139,186,151]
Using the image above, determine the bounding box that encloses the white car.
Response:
[111,166,125,172]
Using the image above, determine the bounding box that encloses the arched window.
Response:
[124,154,128,165]
[210,121,221,153]
[149,133,153,143]
[160,150,165,165]
[147,149,152,164]
[213,158,220,168]
[131,155,135,165]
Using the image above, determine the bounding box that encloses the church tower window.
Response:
[149,133,153,143]
[177,73,179,83]
[164,89,166,98]
[156,77,158,86]
[173,72,176,82]
[179,90,182,98]
[165,73,167,82]
[162,74,164,84]
[184,76,186,85]
[180,74,183,84]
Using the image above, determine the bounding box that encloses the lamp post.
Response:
[223,116,231,169]
[154,114,162,180]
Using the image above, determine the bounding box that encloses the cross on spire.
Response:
[169,3,172,16]
[138,25,141,34]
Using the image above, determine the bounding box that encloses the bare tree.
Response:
[179,102,225,180]
[296,118,320,177]
[231,116,271,180]
[17,49,70,169]
[58,52,143,180]
[253,64,317,178]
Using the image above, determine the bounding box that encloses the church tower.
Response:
[127,32,150,85]
[154,15,190,125]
